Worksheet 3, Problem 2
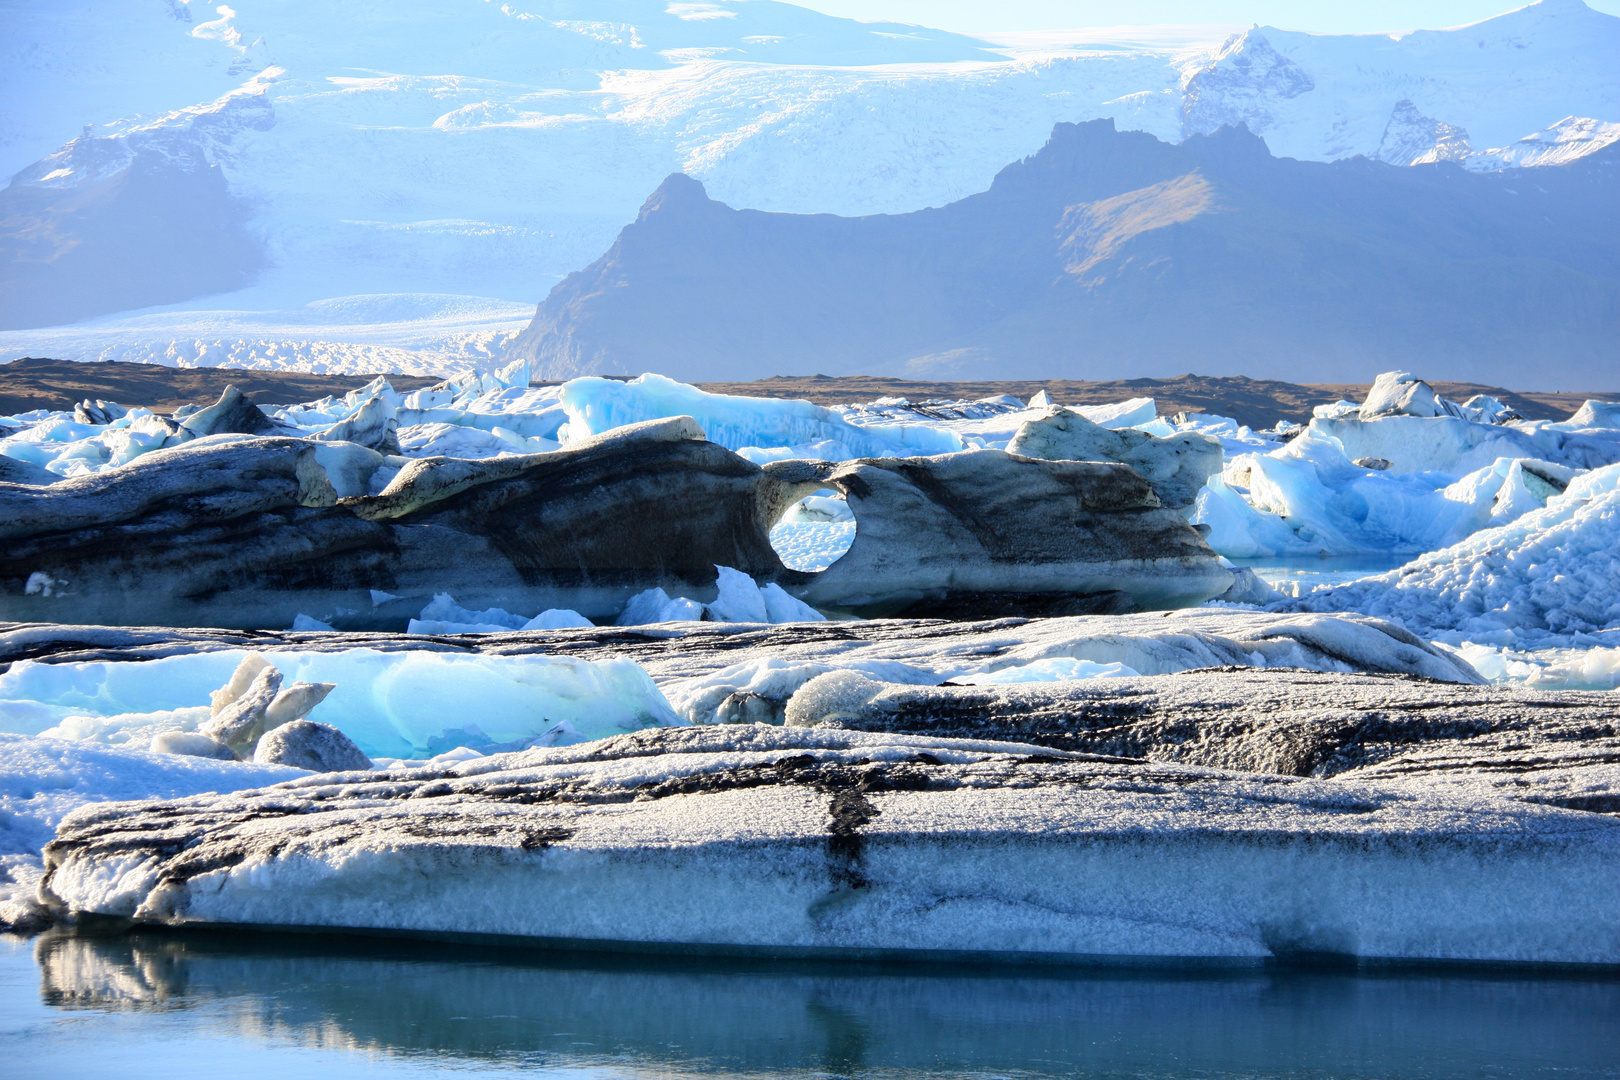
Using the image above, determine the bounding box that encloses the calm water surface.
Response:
[5,929,1619,1079]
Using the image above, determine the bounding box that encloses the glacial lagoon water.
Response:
[1229,555,1413,594]
[5,929,1619,1079]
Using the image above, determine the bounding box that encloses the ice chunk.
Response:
[559,374,963,459]
[707,565,770,623]
[253,720,372,772]
[396,422,516,459]
[617,588,705,626]
[521,609,594,630]
[1299,413,1620,476]
[409,593,528,634]
[416,593,528,630]
[312,441,387,497]
[1452,642,1620,691]
[150,731,237,761]
[616,569,823,627]
[264,681,337,728]
[405,596,590,633]
[1007,406,1221,509]
[1561,400,1620,431]
[291,614,337,632]
[781,494,853,523]
[200,665,284,750]
[1198,443,1588,558]
[178,385,283,437]
[1074,397,1157,429]
[954,658,1140,684]
[210,654,274,716]
[312,394,398,453]
[761,583,826,624]
[1359,371,1453,419]
[1291,461,1620,639]
[0,649,682,759]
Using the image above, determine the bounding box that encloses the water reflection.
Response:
[21,928,1620,1078]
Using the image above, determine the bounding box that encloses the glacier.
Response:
[1,0,1616,350]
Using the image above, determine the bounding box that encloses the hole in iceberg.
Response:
[770,489,856,572]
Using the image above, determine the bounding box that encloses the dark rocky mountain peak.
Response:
[511,120,1618,385]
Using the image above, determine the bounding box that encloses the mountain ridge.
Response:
[512,118,1620,386]
[2,0,1616,335]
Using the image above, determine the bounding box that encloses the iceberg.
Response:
[36,723,1620,966]
[1189,372,1620,561]
[1201,443,1579,557]
[0,649,681,760]
[559,374,964,460]
[406,593,594,634]
[1289,461,1620,640]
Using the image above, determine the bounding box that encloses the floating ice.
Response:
[1557,400,1620,431]
[43,725,1620,965]
[559,374,964,459]
[1199,443,1580,557]
[0,649,681,760]
[1193,373,1620,560]
[617,567,826,627]
[616,588,706,626]
[406,593,593,634]
[1289,461,1620,640]
[1450,641,1620,691]
[952,658,1140,684]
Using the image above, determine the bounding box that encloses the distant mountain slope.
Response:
[1,0,1616,335]
[512,120,1620,386]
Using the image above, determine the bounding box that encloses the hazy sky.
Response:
[797,1,1620,34]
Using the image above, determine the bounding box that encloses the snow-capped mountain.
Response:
[1,0,1617,369]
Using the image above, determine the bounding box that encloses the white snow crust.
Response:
[0,732,301,860]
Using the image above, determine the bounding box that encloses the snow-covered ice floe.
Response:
[34,722,1620,966]
[15,613,1620,959]
[0,733,304,930]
